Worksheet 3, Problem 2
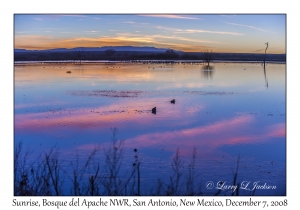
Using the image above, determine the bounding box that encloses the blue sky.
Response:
[14,14,286,53]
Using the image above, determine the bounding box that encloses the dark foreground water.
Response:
[14,62,286,195]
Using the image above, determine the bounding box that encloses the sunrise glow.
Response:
[14,14,286,53]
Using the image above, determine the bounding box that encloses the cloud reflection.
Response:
[123,116,285,157]
[15,99,285,159]
[14,98,196,133]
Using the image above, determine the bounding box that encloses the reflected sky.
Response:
[14,62,286,195]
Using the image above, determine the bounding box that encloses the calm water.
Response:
[14,62,286,195]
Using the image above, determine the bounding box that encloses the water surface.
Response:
[14,62,286,195]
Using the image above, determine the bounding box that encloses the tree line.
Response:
[14,49,286,62]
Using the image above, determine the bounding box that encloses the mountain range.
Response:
[14,46,183,53]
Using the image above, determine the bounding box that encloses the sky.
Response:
[14,14,286,54]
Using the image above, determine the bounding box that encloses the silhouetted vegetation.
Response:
[74,49,85,64]
[14,50,286,62]
[14,129,284,196]
[104,49,116,57]
[163,49,180,59]
[203,50,213,66]
[264,42,269,68]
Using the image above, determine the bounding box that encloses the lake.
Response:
[14,61,286,196]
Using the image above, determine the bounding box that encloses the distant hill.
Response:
[14,46,183,53]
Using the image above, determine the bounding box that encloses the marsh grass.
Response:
[14,142,64,196]
[14,129,257,196]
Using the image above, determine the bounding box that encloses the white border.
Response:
[3,0,297,209]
